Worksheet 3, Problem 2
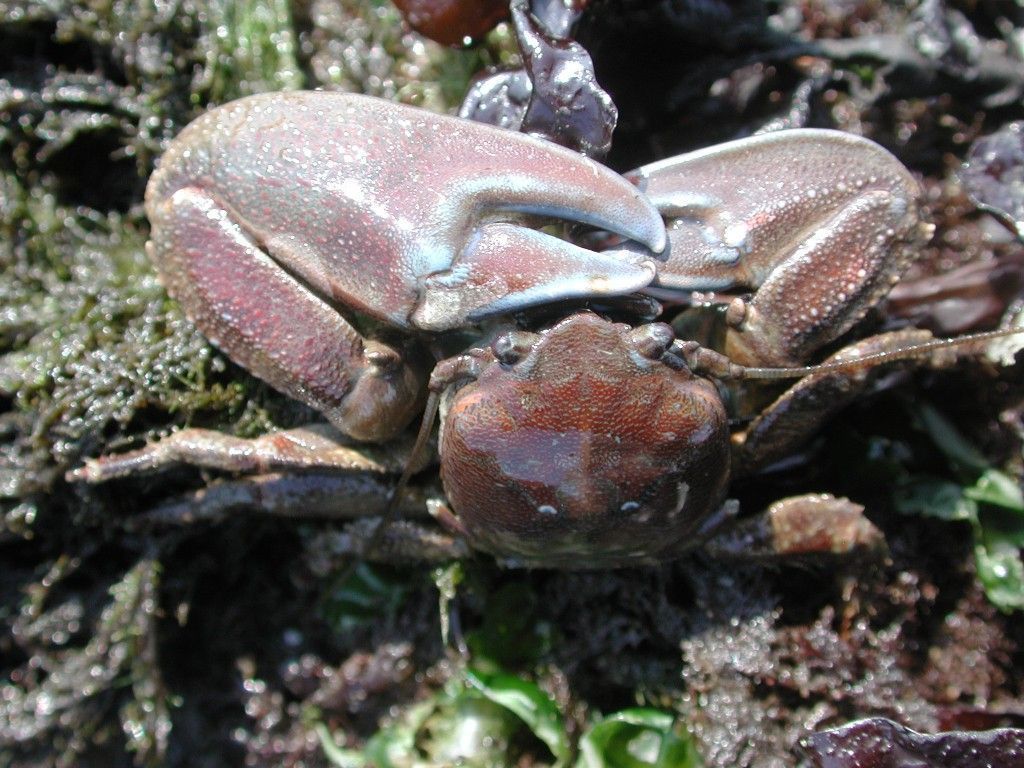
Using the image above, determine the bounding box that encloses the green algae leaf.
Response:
[913,402,992,474]
[578,709,702,768]
[894,479,978,522]
[897,475,1024,612]
[419,691,525,768]
[975,528,1024,611]
[353,700,437,768]
[965,469,1024,514]
[905,403,1024,611]
[466,580,550,668]
[319,562,414,634]
[465,668,570,765]
[335,687,524,768]
[316,721,367,768]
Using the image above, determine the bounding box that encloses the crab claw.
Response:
[628,129,930,365]
[142,92,666,440]
[412,224,662,331]
[150,91,666,338]
[381,100,667,330]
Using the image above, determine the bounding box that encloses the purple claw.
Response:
[144,92,665,439]
[150,92,665,332]
[627,129,931,365]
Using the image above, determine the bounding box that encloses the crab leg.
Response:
[735,329,953,474]
[705,495,884,560]
[68,424,427,483]
[102,473,467,563]
[630,129,931,366]
[119,472,430,525]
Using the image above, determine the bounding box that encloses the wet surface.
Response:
[1,1,1023,766]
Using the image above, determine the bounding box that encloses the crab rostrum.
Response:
[73,91,958,568]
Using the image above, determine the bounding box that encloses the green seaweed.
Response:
[896,403,1024,611]
[0,2,478,763]
[1,2,1023,766]
[0,557,168,765]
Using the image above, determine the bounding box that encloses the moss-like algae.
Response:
[2,2,1023,767]
[0,2,479,764]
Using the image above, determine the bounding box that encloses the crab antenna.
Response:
[743,327,1023,380]
[351,389,442,565]
[394,389,443,503]
[680,327,1023,381]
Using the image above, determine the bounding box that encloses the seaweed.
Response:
[1,1,1022,766]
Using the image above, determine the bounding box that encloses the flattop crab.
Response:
[70,90,1015,568]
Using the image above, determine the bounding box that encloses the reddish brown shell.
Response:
[439,313,730,567]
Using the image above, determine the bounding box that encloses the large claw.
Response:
[144,91,666,440]
[627,129,931,365]
[149,92,665,334]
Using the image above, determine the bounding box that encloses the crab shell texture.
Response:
[439,313,731,568]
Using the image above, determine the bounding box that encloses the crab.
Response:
[72,90,973,568]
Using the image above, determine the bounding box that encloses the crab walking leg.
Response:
[148,188,427,442]
[119,473,468,562]
[632,129,930,366]
[411,223,660,330]
[309,518,470,564]
[704,495,885,560]
[735,329,953,474]
[123,472,428,525]
[68,425,427,483]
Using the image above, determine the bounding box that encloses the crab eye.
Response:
[626,323,675,360]
[491,330,539,366]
